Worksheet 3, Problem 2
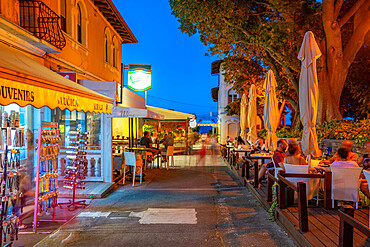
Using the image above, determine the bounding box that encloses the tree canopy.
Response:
[169,0,370,124]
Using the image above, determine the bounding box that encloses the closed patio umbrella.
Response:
[240,93,248,141]
[264,70,279,151]
[298,31,322,157]
[247,84,258,144]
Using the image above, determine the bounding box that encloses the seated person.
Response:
[286,138,297,156]
[160,134,168,144]
[330,147,359,168]
[232,137,238,147]
[139,131,159,156]
[164,132,174,150]
[252,137,266,153]
[360,158,370,199]
[319,140,358,165]
[358,141,370,167]
[283,143,307,166]
[236,136,245,147]
[258,139,287,180]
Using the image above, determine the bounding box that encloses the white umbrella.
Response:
[247,84,258,144]
[264,70,279,151]
[298,31,322,157]
[240,94,248,141]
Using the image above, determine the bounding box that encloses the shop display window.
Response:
[51,109,101,150]
[0,104,29,160]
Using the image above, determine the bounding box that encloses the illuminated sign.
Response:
[189,118,197,128]
[127,70,152,92]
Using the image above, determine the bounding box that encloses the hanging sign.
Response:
[189,118,197,128]
[57,72,77,83]
[127,70,152,92]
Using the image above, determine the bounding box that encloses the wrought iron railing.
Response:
[19,0,66,49]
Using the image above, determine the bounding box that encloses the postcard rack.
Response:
[0,112,24,246]
[33,122,60,233]
[59,130,88,211]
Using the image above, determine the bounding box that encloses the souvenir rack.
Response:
[33,122,60,233]
[0,112,24,246]
[59,130,88,211]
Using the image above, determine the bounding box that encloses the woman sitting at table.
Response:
[283,143,307,167]
[252,137,266,153]
[236,136,245,147]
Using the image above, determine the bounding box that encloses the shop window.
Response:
[0,104,29,161]
[51,109,101,150]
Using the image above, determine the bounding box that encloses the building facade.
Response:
[211,61,240,144]
[0,0,136,183]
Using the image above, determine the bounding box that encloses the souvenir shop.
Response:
[0,43,113,242]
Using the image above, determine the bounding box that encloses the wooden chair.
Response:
[331,166,362,209]
[123,151,143,186]
[161,146,175,170]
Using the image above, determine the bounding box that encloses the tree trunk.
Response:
[291,110,301,131]
[317,63,343,124]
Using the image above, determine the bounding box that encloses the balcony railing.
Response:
[19,0,66,49]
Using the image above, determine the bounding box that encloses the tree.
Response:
[169,0,370,124]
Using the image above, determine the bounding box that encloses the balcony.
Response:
[19,0,66,49]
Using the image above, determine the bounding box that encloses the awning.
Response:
[110,105,164,120]
[146,106,194,120]
[0,43,113,114]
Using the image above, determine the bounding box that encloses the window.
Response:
[77,4,82,43]
[104,29,111,64]
[60,0,67,32]
[228,89,239,104]
[112,36,119,68]
[113,46,116,67]
[105,34,109,63]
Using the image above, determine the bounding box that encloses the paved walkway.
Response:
[35,155,295,247]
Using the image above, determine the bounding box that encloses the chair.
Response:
[331,166,362,209]
[161,146,175,170]
[272,159,283,179]
[362,170,370,227]
[284,164,319,202]
[123,151,143,186]
[144,151,153,169]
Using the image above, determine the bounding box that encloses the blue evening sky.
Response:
[114,0,218,116]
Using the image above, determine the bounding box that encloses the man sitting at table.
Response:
[258,139,287,181]
[319,140,358,165]
[330,147,359,168]
[139,131,160,157]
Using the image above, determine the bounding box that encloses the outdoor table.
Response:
[246,153,273,188]
[225,145,234,164]
[232,148,252,171]
[233,148,252,157]
[126,147,161,168]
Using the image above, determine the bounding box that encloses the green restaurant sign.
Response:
[127,68,152,92]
